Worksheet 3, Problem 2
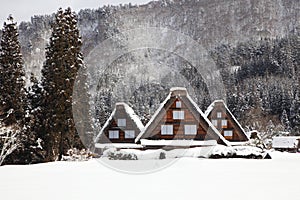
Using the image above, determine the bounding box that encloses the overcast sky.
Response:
[0,0,151,24]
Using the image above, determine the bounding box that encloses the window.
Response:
[173,111,184,120]
[161,125,173,135]
[176,101,182,108]
[221,120,227,127]
[109,130,119,139]
[117,118,126,127]
[217,112,222,118]
[125,130,135,139]
[184,125,197,135]
[212,120,218,127]
[224,130,233,137]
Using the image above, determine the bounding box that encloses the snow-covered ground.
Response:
[0,151,299,200]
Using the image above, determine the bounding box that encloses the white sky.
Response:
[0,0,151,24]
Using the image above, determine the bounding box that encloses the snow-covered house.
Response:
[272,136,300,152]
[94,103,144,153]
[205,100,249,144]
[135,87,229,149]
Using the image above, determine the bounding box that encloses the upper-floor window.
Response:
[125,130,135,139]
[173,111,184,120]
[108,130,119,139]
[217,112,222,118]
[161,125,173,135]
[221,120,228,127]
[212,120,218,127]
[117,118,126,127]
[176,101,182,108]
[184,125,197,135]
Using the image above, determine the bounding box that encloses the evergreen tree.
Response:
[290,92,300,135]
[41,8,84,161]
[281,109,291,133]
[0,15,25,126]
[22,73,46,163]
[0,16,26,164]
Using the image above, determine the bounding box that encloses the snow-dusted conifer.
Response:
[281,109,291,133]
[41,8,84,161]
[290,92,300,135]
[0,16,25,165]
[0,15,25,126]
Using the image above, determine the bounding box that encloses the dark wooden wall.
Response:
[100,105,141,143]
[147,97,218,141]
[207,102,248,142]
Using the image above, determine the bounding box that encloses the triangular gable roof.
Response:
[205,100,249,142]
[135,87,229,146]
[95,102,144,143]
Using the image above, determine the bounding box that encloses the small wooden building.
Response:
[94,103,144,152]
[205,100,249,143]
[135,88,229,149]
[272,136,300,152]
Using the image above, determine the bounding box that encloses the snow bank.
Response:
[102,145,266,160]
[0,151,299,200]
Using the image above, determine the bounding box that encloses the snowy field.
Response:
[0,151,299,200]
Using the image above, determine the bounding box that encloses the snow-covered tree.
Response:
[0,15,25,126]
[281,109,291,132]
[290,92,300,135]
[0,16,25,164]
[41,8,84,161]
[21,73,46,163]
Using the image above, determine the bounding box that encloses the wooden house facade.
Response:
[135,88,229,148]
[205,100,249,143]
[94,103,144,151]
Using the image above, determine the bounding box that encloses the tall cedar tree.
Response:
[0,15,25,126]
[0,16,26,164]
[41,8,84,161]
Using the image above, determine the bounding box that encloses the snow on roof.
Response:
[118,102,144,131]
[272,136,300,149]
[204,99,224,116]
[135,92,172,142]
[205,100,249,140]
[135,88,230,146]
[94,109,116,143]
[95,143,143,149]
[94,102,144,143]
[170,87,187,92]
[185,94,230,146]
[140,139,217,146]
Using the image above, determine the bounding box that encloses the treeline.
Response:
[0,8,92,165]
[211,34,300,135]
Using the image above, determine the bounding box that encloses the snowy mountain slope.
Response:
[13,0,299,81]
